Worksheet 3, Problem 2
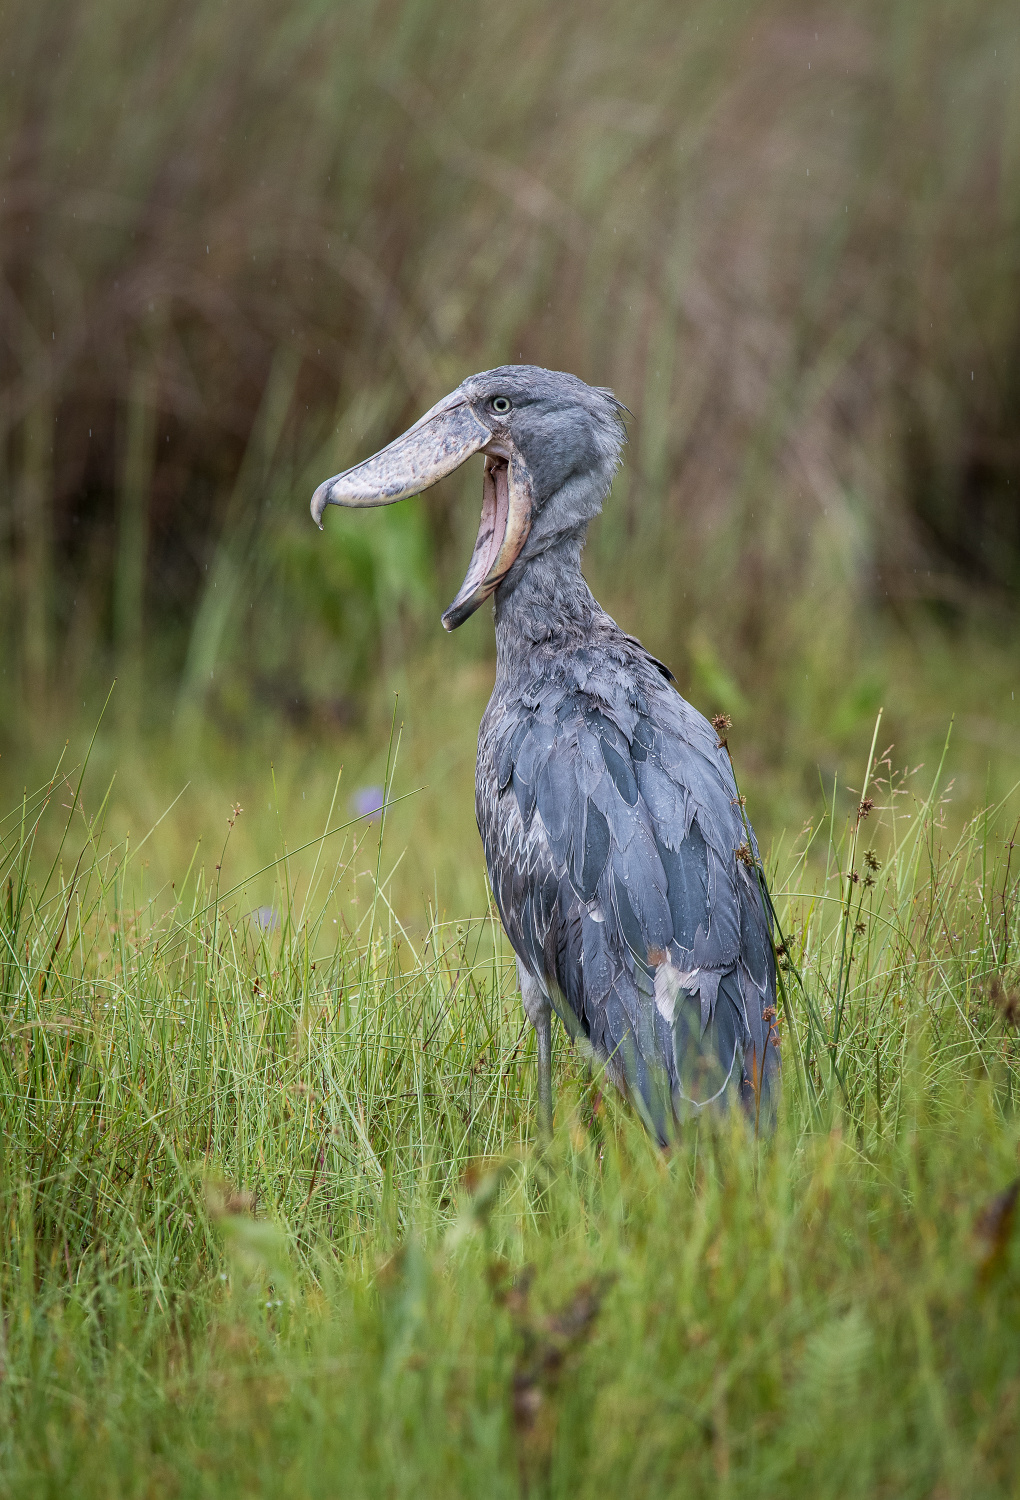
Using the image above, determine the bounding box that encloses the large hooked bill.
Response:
[310,388,533,630]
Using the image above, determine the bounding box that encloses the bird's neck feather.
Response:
[493,524,603,679]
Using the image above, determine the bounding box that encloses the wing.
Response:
[477,674,778,1139]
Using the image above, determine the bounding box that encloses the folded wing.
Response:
[477,670,778,1140]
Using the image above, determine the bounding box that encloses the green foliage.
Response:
[2,0,1020,1483]
[1,733,1018,1495]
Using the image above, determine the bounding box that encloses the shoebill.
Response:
[310,366,778,1142]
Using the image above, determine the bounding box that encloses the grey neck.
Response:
[492,525,605,681]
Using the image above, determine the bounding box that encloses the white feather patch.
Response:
[653,961,700,1024]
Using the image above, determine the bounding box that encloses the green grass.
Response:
[4,609,1020,945]
[3,1,1020,1487]
[1,725,1019,1496]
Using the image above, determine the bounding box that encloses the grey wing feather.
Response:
[478,677,779,1141]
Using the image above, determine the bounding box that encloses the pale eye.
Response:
[491,396,512,414]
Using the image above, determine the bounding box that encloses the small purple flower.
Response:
[353,785,385,823]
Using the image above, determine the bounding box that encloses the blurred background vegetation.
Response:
[0,0,1018,918]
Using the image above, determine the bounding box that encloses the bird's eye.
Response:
[491,396,512,414]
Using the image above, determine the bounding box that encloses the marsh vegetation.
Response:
[1,729,1019,1494]
[1,0,1020,1491]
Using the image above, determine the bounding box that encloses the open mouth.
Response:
[442,455,531,631]
[448,459,509,604]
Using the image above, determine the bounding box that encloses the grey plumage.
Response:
[311,364,779,1140]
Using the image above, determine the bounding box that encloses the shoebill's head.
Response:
[310,365,626,629]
